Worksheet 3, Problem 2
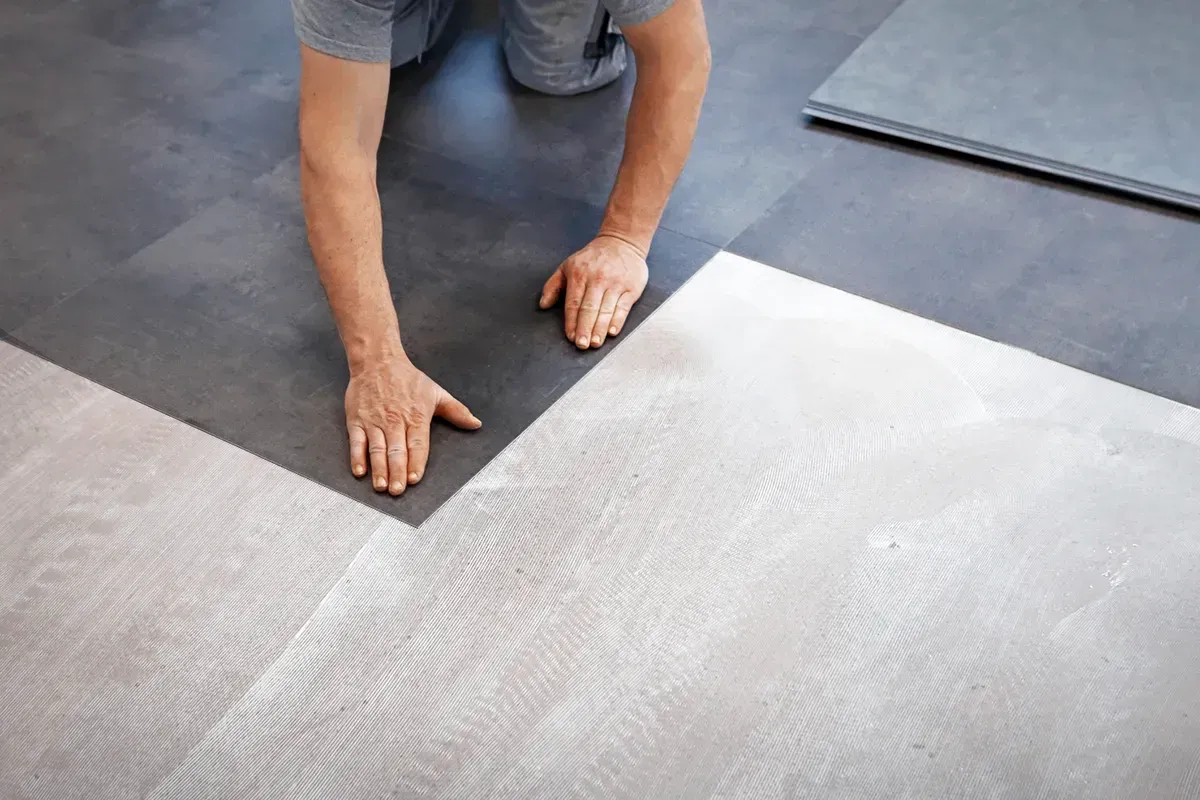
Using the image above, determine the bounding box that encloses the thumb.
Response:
[539,266,565,309]
[435,387,482,430]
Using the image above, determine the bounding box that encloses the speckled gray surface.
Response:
[807,0,1200,208]
[142,254,1200,799]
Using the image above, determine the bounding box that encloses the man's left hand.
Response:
[540,235,649,350]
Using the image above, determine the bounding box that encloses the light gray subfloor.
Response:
[0,343,413,800]
[806,0,1200,209]
[6,253,1200,798]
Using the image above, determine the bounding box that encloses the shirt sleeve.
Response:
[602,0,676,28]
[291,0,397,63]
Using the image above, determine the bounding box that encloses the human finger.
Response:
[405,417,430,486]
[563,269,587,343]
[574,284,604,350]
[347,424,368,478]
[608,292,635,337]
[386,424,408,495]
[367,426,389,492]
[434,387,482,430]
[540,266,565,310]
[590,289,620,348]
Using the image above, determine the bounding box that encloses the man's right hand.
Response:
[344,356,481,496]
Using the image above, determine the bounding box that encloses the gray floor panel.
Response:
[147,254,1200,799]
[730,136,1200,409]
[0,342,409,800]
[806,0,1200,209]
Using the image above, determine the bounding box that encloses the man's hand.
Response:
[540,235,649,350]
[345,357,481,495]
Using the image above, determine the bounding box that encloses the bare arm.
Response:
[298,43,479,496]
[298,44,400,372]
[601,0,711,254]
[542,0,711,349]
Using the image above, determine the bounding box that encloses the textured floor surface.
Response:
[7,254,1200,798]
[805,0,1200,208]
[6,0,1200,795]
[0,342,411,799]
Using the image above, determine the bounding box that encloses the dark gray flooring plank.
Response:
[12,144,717,526]
[729,135,1200,406]
[783,0,906,37]
[806,0,1200,210]
[382,0,863,247]
[0,11,298,331]
[0,111,294,331]
[38,0,300,82]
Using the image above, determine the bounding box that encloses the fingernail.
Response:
[354,465,365,477]
[390,481,404,494]
[609,327,618,336]
[375,478,386,490]
[577,337,589,348]
[408,472,420,483]
[592,336,602,346]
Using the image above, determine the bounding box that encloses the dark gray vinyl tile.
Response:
[789,0,906,37]
[0,1,69,28]
[729,135,1200,406]
[382,0,862,247]
[12,143,716,525]
[0,103,294,331]
[0,7,295,146]
[43,0,299,78]
[0,10,298,331]
[0,0,299,173]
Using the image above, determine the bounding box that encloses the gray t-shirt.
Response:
[291,0,675,68]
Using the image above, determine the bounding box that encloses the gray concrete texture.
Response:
[0,342,410,800]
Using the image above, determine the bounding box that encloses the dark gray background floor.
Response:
[4,0,1199,525]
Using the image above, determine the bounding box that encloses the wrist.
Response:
[595,227,651,259]
[344,330,407,376]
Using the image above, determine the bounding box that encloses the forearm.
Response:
[600,47,710,254]
[300,149,404,374]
